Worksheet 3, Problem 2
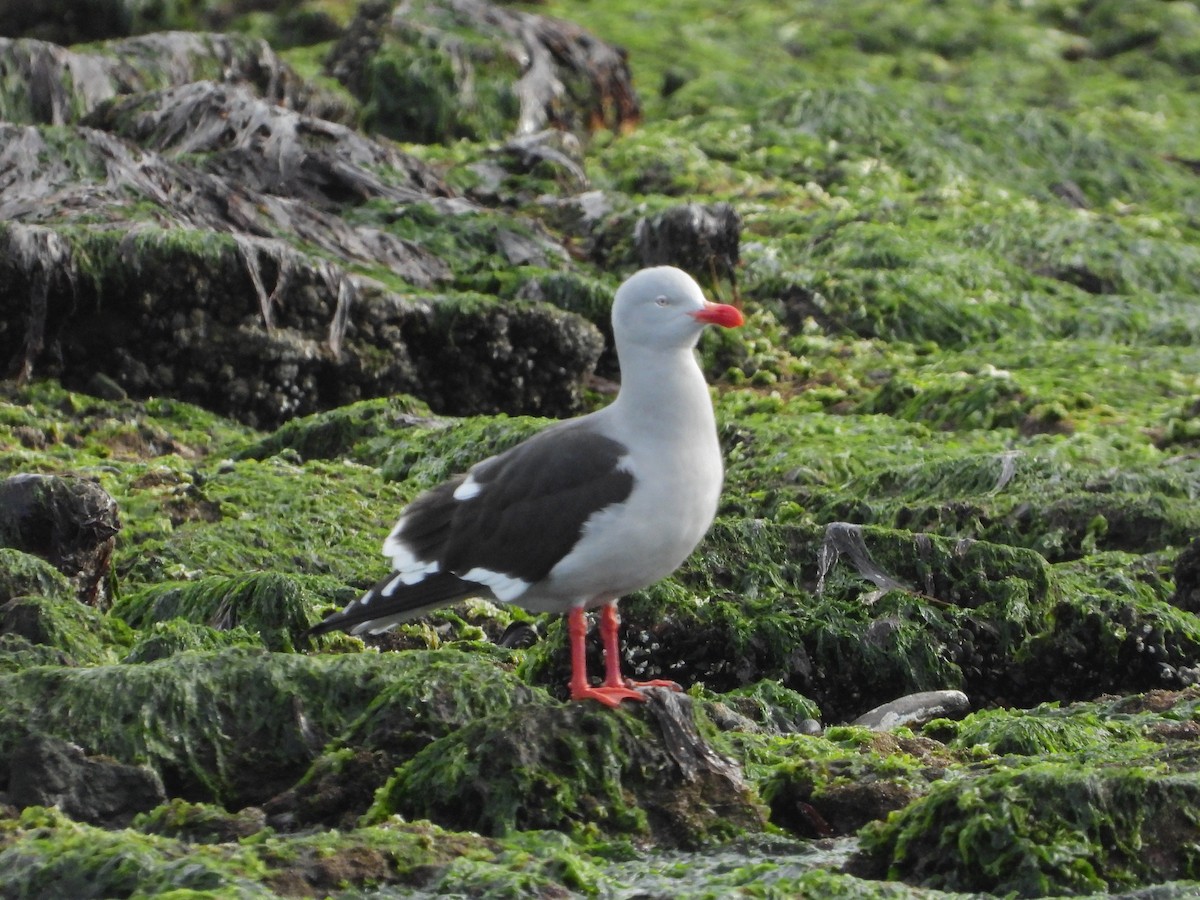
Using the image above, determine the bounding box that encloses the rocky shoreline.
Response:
[3,0,1200,896]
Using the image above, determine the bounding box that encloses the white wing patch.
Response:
[452,474,483,501]
[614,452,637,477]
[351,613,408,636]
[382,517,441,585]
[459,567,530,602]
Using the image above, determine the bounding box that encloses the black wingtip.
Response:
[304,570,482,640]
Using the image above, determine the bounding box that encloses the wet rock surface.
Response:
[7,735,166,828]
[327,0,640,142]
[0,474,119,607]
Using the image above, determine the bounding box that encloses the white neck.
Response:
[606,344,717,441]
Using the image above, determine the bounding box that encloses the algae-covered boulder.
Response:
[371,689,764,848]
[0,474,120,607]
[0,548,72,606]
[0,648,535,808]
[0,222,604,427]
[0,32,347,126]
[327,0,640,142]
[855,764,1200,896]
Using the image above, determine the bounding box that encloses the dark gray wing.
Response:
[437,424,635,583]
[307,422,635,636]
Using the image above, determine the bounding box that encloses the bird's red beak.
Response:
[692,301,745,328]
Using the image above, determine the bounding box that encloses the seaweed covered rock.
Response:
[0,222,603,427]
[524,520,1057,721]
[0,548,72,606]
[854,763,1200,896]
[759,727,950,840]
[370,688,764,847]
[113,572,343,653]
[1170,537,1200,615]
[0,474,120,608]
[0,589,130,668]
[0,32,349,126]
[83,79,449,210]
[0,27,607,429]
[328,0,640,142]
[0,648,536,809]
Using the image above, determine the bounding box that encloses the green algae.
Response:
[937,704,1144,759]
[235,395,435,464]
[362,23,521,143]
[0,379,250,474]
[0,648,533,808]
[0,805,521,899]
[113,572,350,652]
[370,700,651,840]
[857,762,1200,896]
[122,619,263,664]
[0,592,131,667]
[746,726,951,840]
[0,549,133,666]
[112,454,407,590]
[0,806,275,900]
[377,414,548,489]
[371,694,763,848]
[626,519,1057,718]
[134,800,268,845]
[0,547,72,604]
[718,680,823,733]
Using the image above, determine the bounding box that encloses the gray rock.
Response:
[1168,538,1200,614]
[0,475,120,609]
[7,735,165,828]
[327,0,640,142]
[852,690,971,732]
[635,201,742,282]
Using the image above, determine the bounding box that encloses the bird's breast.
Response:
[529,434,723,606]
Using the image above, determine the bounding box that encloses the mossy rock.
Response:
[332,0,637,143]
[0,593,130,667]
[0,805,517,899]
[1011,563,1200,703]
[235,394,436,464]
[716,679,823,734]
[122,619,264,663]
[936,703,1143,758]
[524,520,1057,721]
[0,548,72,605]
[112,572,352,653]
[364,39,521,144]
[811,449,1200,562]
[110,454,406,590]
[0,551,130,666]
[0,647,533,808]
[756,727,951,839]
[855,762,1200,896]
[134,799,268,844]
[370,691,765,848]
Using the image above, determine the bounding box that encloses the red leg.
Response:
[567,607,641,707]
[600,603,682,693]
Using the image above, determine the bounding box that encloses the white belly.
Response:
[519,445,723,611]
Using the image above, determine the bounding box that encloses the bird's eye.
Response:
[654,295,670,307]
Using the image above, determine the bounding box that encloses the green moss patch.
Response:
[371,694,763,847]
[857,763,1200,896]
[0,648,533,808]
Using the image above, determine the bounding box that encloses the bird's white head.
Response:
[610,266,744,351]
